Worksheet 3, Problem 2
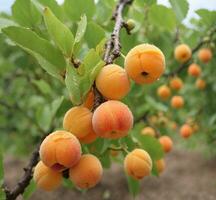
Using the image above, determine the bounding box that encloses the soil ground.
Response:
[4,148,216,200]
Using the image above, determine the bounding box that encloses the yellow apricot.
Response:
[180,124,193,138]
[79,129,97,144]
[63,106,95,139]
[39,130,81,171]
[174,44,191,63]
[157,85,171,100]
[92,100,133,139]
[124,149,152,180]
[188,63,201,77]
[96,64,130,100]
[171,96,184,109]
[82,89,94,109]
[124,44,165,84]
[141,127,156,137]
[170,77,183,90]
[69,154,103,189]
[33,161,62,191]
[156,159,165,174]
[198,48,212,63]
[159,136,173,153]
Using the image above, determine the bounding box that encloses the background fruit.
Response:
[141,127,156,137]
[159,136,173,153]
[198,48,212,63]
[170,77,183,90]
[174,44,191,63]
[171,96,184,109]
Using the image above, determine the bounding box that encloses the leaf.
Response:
[32,79,52,95]
[0,146,4,185]
[23,180,36,199]
[0,18,17,33]
[85,22,105,48]
[196,9,216,27]
[137,135,164,160]
[12,0,41,27]
[50,96,64,117]
[149,5,176,31]
[74,15,87,45]
[43,7,74,57]
[169,0,189,22]
[145,96,168,112]
[2,26,66,80]
[99,150,111,168]
[64,0,95,21]
[126,175,140,197]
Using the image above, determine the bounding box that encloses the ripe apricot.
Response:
[63,106,95,139]
[159,136,173,153]
[180,124,193,138]
[96,64,130,100]
[39,130,81,171]
[157,85,171,100]
[170,77,183,90]
[174,44,191,63]
[141,127,156,137]
[124,44,165,84]
[92,100,133,139]
[188,63,201,77]
[79,129,97,144]
[196,79,206,90]
[82,89,94,109]
[198,48,212,63]
[156,159,165,174]
[33,161,62,191]
[171,96,184,109]
[69,154,103,189]
[124,149,152,180]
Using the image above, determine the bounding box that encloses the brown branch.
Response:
[93,0,133,110]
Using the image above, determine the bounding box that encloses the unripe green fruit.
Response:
[126,19,135,31]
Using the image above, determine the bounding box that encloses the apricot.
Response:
[198,48,212,63]
[69,154,103,189]
[82,89,94,109]
[141,127,156,137]
[171,96,184,109]
[96,64,130,100]
[39,130,81,171]
[79,129,97,144]
[92,100,133,139]
[124,44,165,84]
[188,63,201,77]
[33,161,62,191]
[174,44,191,63]
[180,124,193,138]
[124,149,152,180]
[156,159,165,174]
[63,106,95,139]
[159,136,173,153]
[196,79,206,90]
[170,77,183,90]
[157,85,171,100]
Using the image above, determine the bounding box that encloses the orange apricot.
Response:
[124,149,152,180]
[170,77,183,90]
[92,100,133,139]
[159,136,173,153]
[82,89,94,109]
[171,95,184,109]
[39,130,81,171]
[156,159,165,174]
[198,48,212,63]
[157,85,171,100]
[69,154,103,189]
[96,64,130,100]
[33,161,62,191]
[124,44,165,84]
[196,79,206,90]
[180,124,193,138]
[188,63,201,77]
[79,129,97,144]
[141,127,156,137]
[63,106,95,139]
[174,44,191,63]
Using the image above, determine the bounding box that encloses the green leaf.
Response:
[44,7,74,57]
[50,96,64,117]
[0,18,17,33]
[169,0,189,22]
[149,5,176,31]
[64,0,95,21]
[32,79,52,96]
[100,150,111,168]
[135,0,156,6]
[126,175,140,197]
[0,146,4,185]
[23,180,36,199]
[63,179,74,189]
[196,9,216,27]
[12,0,41,27]
[74,15,87,45]
[85,22,105,48]
[145,96,168,112]
[137,135,164,160]
[2,26,66,80]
